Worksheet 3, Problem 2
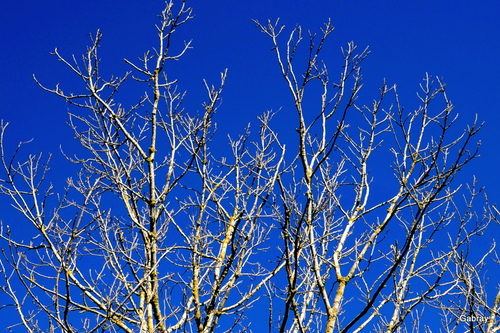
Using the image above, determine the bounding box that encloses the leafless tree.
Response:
[253,19,499,333]
[0,3,283,332]
[0,1,498,332]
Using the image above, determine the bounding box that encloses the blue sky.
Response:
[1,1,500,330]
[1,1,499,196]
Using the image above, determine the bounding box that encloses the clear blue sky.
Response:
[1,0,500,330]
[1,1,499,195]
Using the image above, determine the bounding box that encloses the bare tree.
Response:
[0,3,283,332]
[0,1,498,332]
[253,19,498,333]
